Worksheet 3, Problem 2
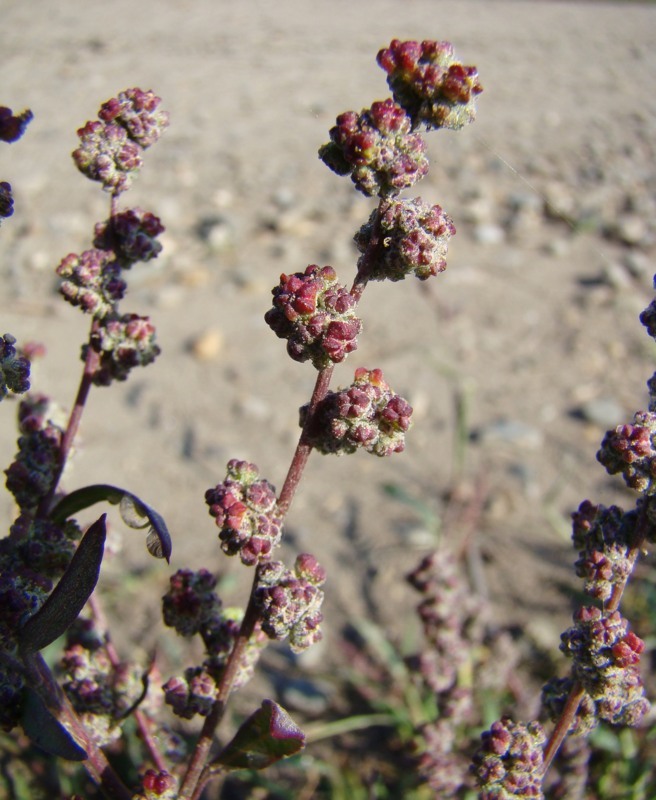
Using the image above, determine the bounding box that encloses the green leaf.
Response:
[20,686,87,761]
[50,483,172,562]
[215,700,305,771]
[18,515,106,653]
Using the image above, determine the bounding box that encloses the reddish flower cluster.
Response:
[85,313,160,385]
[135,770,178,800]
[162,568,222,638]
[0,333,31,400]
[597,411,656,494]
[93,208,164,268]
[265,265,362,369]
[377,39,482,131]
[255,554,326,653]
[319,99,428,197]
[560,607,649,726]
[56,249,126,317]
[471,717,545,800]
[301,367,413,456]
[570,500,636,602]
[205,460,283,566]
[73,88,168,194]
[355,197,456,281]
[163,666,217,719]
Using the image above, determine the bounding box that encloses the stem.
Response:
[38,319,100,517]
[277,365,333,516]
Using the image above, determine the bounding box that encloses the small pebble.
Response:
[188,328,224,361]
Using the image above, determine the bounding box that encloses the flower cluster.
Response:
[541,676,598,737]
[0,334,31,400]
[0,182,13,222]
[133,770,178,800]
[163,666,218,720]
[355,198,456,281]
[597,411,656,494]
[205,460,283,566]
[73,88,168,194]
[61,621,149,746]
[319,99,428,197]
[93,208,164,268]
[559,607,649,727]
[84,313,160,386]
[301,367,412,456]
[162,568,222,638]
[377,39,482,131]
[56,249,126,317]
[5,394,65,511]
[570,500,636,602]
[255,554,325,653]
[407,549,485,797]
[471,718,546,800]
[265,265,362,369]
[0,106,33,143]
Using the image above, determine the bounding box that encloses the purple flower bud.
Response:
[205,460,283,566]
[377,40,482,131]
[319,100,428,197]
[138,769,178,800]
[301,367,412,456]
[162,569,221,637]
[0,182,14,221]
[0,106,33,143]
[163,667,217,719]
[93,208,165,268]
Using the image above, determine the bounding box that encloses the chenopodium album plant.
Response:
[0,36,650,800]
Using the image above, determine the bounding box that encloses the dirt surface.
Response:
[1,0,656,672]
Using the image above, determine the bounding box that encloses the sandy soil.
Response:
[1,0,656,681]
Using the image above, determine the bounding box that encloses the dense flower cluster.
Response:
[93,208,164,268]
[56,249,126,317]
[84,313,160,385]
[377,39,482,131]
[0,106,33,143]
[265,265,362,369]
[319,99,428,197]
[560,607,649,726]
[355,198,455,281]
[61,622,149,746]
[5,394,65,511]
[163,666,217,720]
[255,554,325,653]
[73,88,168,194]
[597,411,656,494]
[0,182,13,222]
[570,500,636,602]
[0,334,31,400]
[162,568,222,638]
[205,460,283,566]
[301,367,412,456]
[541,676,598,737]
[471,718,546,800]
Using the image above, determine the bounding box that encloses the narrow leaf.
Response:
[18,515,106,653]
[50,483,172,563]
[215,700,305,771]
[21,686,87,761]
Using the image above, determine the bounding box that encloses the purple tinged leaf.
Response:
[18,515,106,653]
[215,700,305,771]
[21,686,87,761]
[50,483,172,563]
